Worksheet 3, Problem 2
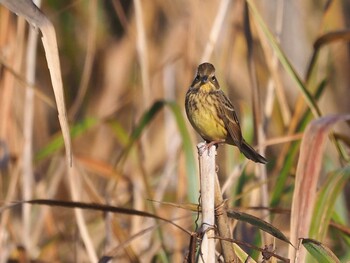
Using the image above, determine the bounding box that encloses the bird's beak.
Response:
[201,76,208,83]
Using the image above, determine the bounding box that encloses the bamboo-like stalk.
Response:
[197,142,239,262]
[197,142,216,263]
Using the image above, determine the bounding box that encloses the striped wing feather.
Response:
[216,91,242,147]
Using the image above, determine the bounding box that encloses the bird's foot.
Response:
[197,140,225,156]
[206,139,225,149]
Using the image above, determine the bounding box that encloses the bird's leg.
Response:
[198,140,225,156]
[206,139,225,149]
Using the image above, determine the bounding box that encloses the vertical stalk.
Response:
[197,142,216,263]
[23,0,41,250]
[214,168,240,263]
[197,142,240,262]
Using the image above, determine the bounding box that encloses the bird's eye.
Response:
[212,76,217,82]
[195,75,200,81]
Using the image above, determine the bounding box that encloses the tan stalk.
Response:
[197,142,240,262]
[197,142,216,263]
[22,0,41,252]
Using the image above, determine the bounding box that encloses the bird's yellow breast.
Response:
[186,92,227,141]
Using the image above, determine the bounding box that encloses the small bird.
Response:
[185,62,267,164]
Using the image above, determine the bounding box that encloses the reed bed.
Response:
[0,0,349,262]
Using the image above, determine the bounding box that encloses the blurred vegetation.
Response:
[0,0,349,262]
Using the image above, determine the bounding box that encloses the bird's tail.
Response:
[240,140,267,164]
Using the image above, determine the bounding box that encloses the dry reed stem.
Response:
[9,2,99,259]
[214,170,240,263]
[0,161,21,259]
[1,14,26,257]
[67,162,98,262]
[0,0,73,166]
[201,0,231,62]
[222,162,247,194]
[69,0,98,119]
[197,142,239,262]
[134,0,150,108]
[262,133,303,147]
[0,59,56,108]
[40,17,72,166]
[197,142,216,263]
[103,224,158,261]
[259,0,291,127]
[22,0,42,252]
[31,157,65,249]
[244,2,270,242]
[0,1,348,262]
[22,19,37,256]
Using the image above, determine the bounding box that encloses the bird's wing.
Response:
[216,91,242,147]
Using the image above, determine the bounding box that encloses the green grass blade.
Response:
[166,101,198,202]
[108,120,131,146]
[302,238,340,263]
[331,212,350,249]
[35,117,98,161]
[270,80,327,207]
[310,166,350,240]
[227,210,291,245]
[116,101,166,164]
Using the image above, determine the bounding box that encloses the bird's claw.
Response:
[197,140,224,156]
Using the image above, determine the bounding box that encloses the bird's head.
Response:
[191,62,220,92]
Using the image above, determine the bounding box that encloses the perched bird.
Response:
[185,62,267,164]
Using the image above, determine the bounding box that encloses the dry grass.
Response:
[0,0,349,262]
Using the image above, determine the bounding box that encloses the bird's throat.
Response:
[199,83,215,93]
